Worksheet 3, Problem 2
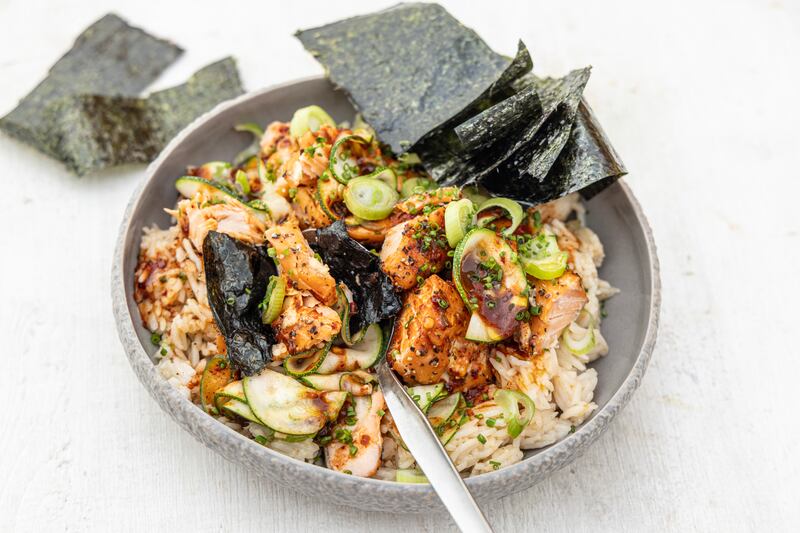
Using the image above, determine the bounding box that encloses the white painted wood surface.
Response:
[1,1,798,531]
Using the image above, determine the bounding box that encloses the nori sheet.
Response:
[410,40,533,180]
[455,84,542,153]
[203,231,276,376]
[302,3,627,204]
[296,3,532,154]
[0,13,182,158]
[541,100,627,201]
[423,68,589,192]
[311,221,402,333]
[51,58,244,175]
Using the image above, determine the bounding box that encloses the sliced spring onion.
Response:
[400,177,436,198]
[233,122,265,166]
[329,134,369,184]
[234,122,265,138]
[366,167,398,191]
[260,276,286,324]
[257,158,275,183]
[523,252,568,280]
[494,389,535,438]
[452,227,528,341]
[444,198,475,248]
[396,469,429,484]
[519,230,568,280]
[476,197,524,236]
[343,177,398,221]
[289,105,335,138]
[235,169,251,195]
[198,161,231,180]
[562,321,596,355]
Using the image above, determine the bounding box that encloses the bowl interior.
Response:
[117,77,657,510]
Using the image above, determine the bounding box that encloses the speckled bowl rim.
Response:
[112,76,660,513]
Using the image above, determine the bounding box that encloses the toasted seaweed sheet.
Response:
[203,231,277,376]
[51,58,244,175]
[299,4,627,204]
[455,84,542,153]
[423,68,589,193]
[311,221,402,333]
[296,3,532,154]
[0,13,182,158]
[542,100,627,201]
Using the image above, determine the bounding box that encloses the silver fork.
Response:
[376,358,494,533]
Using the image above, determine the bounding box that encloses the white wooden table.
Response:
[1,1,798,531]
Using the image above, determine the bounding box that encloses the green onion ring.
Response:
[444,198,475,248]
[476,197,524,235]
[343,177,399,221]
[289,105,335,138]
[494,389,535,438]
[260,276,286,324]
[329,135,370,184]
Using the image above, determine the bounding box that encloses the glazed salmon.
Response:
[445,338,495,393]
[517,270,588,354]
[273,291,341,354]
[291,186,334,229]
[388,275,469,385]
[180,199,267,250]
[325,391,385,477]
[265,223,337,306]
[379,207,449,290]
[345,189,458,246]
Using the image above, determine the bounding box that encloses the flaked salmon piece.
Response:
[260,121,291,156]
[345,189,456,246]
[265,223,337,306]
[517,270,588,355]
[529,193,584,224]
[388,275,469,385]
[379,207,449,290]
[179,198,267,251]
[548,220,581,261]
[445,338,495,393]
[273,291,341,354]
[325,392,385,477]
[345,211,412,246]
[292,186,334,229]
[394,187,460,216]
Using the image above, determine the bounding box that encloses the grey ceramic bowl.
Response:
[112,76,660,513]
